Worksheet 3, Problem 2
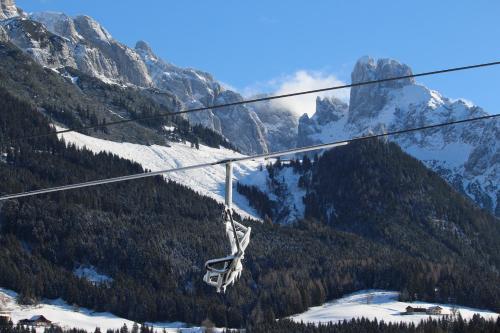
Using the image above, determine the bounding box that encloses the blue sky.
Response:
[16,0,500,113]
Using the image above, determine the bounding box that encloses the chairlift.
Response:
[203,163,252,293]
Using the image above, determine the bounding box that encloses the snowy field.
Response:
[0,288,224,332]
[57,128,267,220]
[3,288,497,332]
[289,290,499,325]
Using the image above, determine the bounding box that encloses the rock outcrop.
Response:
[297,97,348,147]
[0,24,8,41]
[349,56,414,125]
[0,0,18,20]
[249,97,299,152]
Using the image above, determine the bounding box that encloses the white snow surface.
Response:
[0,288,226,332]
[73,266,113,285]
[57,127,265,219]
[289,290,499,325]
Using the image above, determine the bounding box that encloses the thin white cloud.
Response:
[243,70,350,117]
[219,80,238,92]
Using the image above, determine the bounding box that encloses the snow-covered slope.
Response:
[3,288,497,331]
[299,57,499,216]
[289,290,499,325]
[58,128,264,219]
[238,163,306,224]
[0,288,223,332]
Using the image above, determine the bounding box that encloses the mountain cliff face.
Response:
[348,57,414,125]
[248,98,299,152]
[0,1,271,154]
[0,0,18,20]
[298,57,499,216]
[134,40,270,153]
[24,12,152,86]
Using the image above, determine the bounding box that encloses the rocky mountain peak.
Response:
[30,12,80,42]
[297,56,499,216]
[0,0,19,20]
[315,96,348,125]
[296,97,349,148]
[349,56,414,123]
[351,56,414,86]
[73,15,113,43]
[135,40,154,55]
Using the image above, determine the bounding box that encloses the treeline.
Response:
[170,118,237,151]
[236,183,275,220]
[248,315,500,333]
[2,316,500,333]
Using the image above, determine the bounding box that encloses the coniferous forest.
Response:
[248,316,500,333]
[0,41,499,329]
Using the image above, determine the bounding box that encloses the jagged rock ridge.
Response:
[1,6,277,154]
[298,57,499,216]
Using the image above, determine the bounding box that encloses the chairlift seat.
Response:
[203,212,251,293]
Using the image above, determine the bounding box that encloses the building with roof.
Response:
[18,315,52,327]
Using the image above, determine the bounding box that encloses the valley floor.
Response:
[288,290,499,325]
[3,287,498,332]
[0,288,223,333]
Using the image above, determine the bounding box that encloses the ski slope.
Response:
[0,288,223,332]
[289,290,499,325]
[57,128,267,219]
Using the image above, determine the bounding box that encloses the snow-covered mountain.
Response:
[1,10,152,85]
[298,57,499,216]
[1,0,497,216]
[0,0,285,154]
[134,40,271,154]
